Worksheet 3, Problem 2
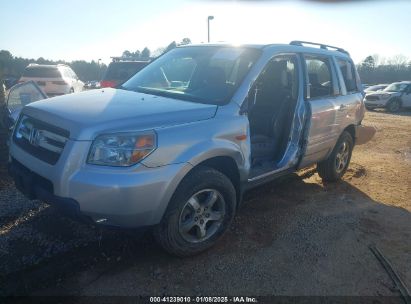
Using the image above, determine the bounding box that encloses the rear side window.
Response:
[68,68,78,78]
[103,62,148,80]
[23,67,61,78]
[304,56,333,99]
[337,58,358,93]
[62,68,73,78]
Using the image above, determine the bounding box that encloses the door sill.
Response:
[246,166,294,190]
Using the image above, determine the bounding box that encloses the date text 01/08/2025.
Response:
[149,296,258,303]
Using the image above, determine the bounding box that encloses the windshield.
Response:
[365,85,386,92]
[122,46,261,105]
[384,83,408,92]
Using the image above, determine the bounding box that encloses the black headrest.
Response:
[204,67,226,87]
[262,61,287,88]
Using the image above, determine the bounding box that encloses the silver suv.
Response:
[9,41,370,256]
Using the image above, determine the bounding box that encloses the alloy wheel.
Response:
[335,141,350,174]
[178,189,226,243]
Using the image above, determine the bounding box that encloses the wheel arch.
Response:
[195,156,242,208]
[155,155,244,225]
[343,124,356,145]
[390,96,402,103]
[387,96,403,108]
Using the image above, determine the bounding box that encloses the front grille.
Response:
[365,95,380,101]
[13,115,70,165]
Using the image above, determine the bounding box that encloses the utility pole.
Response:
[97,59,102,81]
[207,16,214,43]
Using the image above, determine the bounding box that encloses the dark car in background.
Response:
[100,60,150,88]
[84,80,101,90]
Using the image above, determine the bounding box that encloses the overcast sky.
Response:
[1,0,410,64]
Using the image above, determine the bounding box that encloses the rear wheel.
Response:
[153,166,236,257]
[69,88,74,94]
[317,131,353,182]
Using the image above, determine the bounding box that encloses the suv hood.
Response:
[22,88,217,140]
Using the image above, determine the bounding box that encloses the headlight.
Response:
[87,131,156,166]
[381,94,390,99]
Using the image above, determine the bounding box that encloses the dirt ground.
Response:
[0,109,410,299]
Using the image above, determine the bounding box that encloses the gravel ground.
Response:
[0,109,410,298]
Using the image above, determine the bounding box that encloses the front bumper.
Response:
[9,159,90,223]
[364,99,388,108]
[9,140,192,228]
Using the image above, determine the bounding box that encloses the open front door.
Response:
[6,80,47,126]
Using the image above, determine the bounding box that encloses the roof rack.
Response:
[290,41,349,55]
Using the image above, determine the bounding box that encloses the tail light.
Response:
[100,80,116,88]
[52,81,67,85]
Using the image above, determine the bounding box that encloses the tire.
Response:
[387,99,401,113]
[153,166,236,257]
[317,131,354,182]
[69,88,74,94]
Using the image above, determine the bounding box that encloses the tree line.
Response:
[0,50,107,82]
[0,38,192,82]
[120,38,192,60]
[357,55,411,84]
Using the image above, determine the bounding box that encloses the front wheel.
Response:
[387,99,401,113]
[153,166,236,257]
[317,131,354,182]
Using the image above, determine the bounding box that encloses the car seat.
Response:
[249,61,291,163]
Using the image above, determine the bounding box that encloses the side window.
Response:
[68,68,77,79]
[304,56,333,99]
[61,68,71,78]
[337,58,358,93]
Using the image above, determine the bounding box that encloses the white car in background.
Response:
[19,64,84,97]
[364,81,411,112]
[364,84,389,93]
